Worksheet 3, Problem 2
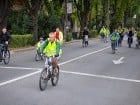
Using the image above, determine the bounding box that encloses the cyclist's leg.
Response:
[85,35,88,46]
[3,44,8,54]
[104,36,107,43]
[58,44,62,60]
[37,49,40,55]
[45,57,49,67]
[46,56,53,72]
[116,39,119,49]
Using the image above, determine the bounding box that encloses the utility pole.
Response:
[64,0,68,40]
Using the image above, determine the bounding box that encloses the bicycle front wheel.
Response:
[39,68,49,91]
[35,53,42,61]
[51,65,59,86]
[3,50,10,64]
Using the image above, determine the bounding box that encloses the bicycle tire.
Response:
[111,42,115,54]
[51,65,59,86]
[39,68,49,91]
[3,50,10,64]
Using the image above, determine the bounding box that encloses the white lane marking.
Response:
[1,67,140,87]
[59,46,110,65]
[0,66,41,71]
[0,70,41,87]
[0,46,110,87]
[61,70,140,83]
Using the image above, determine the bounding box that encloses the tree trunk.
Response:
[105,0,110,28]
[30,14,38,41]
[0,0,9,31]
[95,3,99,29]
[102,0,110,28]
[23,0,41,41]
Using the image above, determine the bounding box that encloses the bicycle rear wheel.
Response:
[51,65,59,86]
[3,50,10,64]
[39,68,49,91]
[35,53,42,61]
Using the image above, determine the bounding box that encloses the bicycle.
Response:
[0,44,10,64]
[39,57,59,91]
[35,50,45,61]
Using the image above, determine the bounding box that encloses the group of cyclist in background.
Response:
[99,25,140,53]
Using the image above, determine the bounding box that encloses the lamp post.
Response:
[64,0,73,40]
[133,14,136,29]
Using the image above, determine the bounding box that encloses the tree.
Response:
[0,0,10,31]
[74,0,94,31]
[23,0,42,41]
[101,0,110,28]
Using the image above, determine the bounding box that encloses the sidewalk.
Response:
[10,39,81,53]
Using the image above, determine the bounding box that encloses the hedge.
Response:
[9,34,35,48]
[137,31,140,37]
[65,32,72,42]
[89,30,99,38]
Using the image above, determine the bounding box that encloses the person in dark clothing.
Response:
[128,28,134,37]
[127,28,134,47]
[0,27,11,53]
[82,27,89,47]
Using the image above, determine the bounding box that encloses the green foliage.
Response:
[89,30,99,38]
[7,10,30,34]
[137,31,140,37]
[4,0,140,41]
[48,14,61,31]
[65,33,72,42]
[9,34,35,48]
[38,14,61,38]
[125,18,133,27]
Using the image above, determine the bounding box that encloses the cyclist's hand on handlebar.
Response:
[55,54,59,57]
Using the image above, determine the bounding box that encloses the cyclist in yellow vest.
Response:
[40,32,60,67]
[36,36,44,55]
[99,26,106,42]
[105,27,110,43]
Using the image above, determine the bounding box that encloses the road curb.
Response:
[10,38,99,53]
[10,47,35,53]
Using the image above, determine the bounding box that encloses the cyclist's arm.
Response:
[6,32,11,44]
[40,39,48,53]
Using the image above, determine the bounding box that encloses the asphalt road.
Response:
[0,38,140,105]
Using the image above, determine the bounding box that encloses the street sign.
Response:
[67,2,72,14]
